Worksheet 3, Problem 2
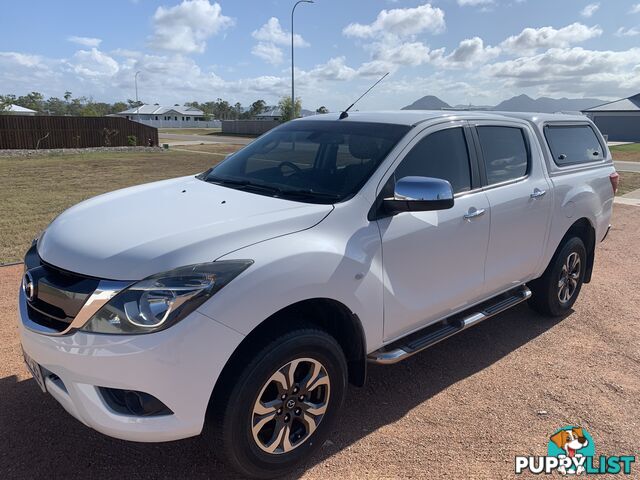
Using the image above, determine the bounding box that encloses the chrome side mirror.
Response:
[383,176,454,214]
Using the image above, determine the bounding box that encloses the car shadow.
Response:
[0,304,566,479]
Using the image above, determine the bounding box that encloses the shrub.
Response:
[127,135,137,146]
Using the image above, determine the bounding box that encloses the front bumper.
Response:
[18,288,244,442]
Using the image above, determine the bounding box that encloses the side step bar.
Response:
[368,286,532,365]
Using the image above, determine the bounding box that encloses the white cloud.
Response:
[67,36,102,48]
[70,48,119,77]
[500,23,602,54]
[304,56,358,81]
[631,3,640,14]
[149,0,234,54]
[457,0,494,6]
[435,37,500,68]
[343,3,445,38]
[484,47,640,96]
[372,41,432,67]
[615,26,640,37]
[252,17,308,47]
[251,42,284,65]
[581,3,600,18]
[0,51,43,68]
[251,17,308,66]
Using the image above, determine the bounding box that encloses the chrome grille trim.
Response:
[21,280,131,336]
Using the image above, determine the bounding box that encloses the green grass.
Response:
[158,128,221,135]
[0,144,242,264]
[610,143,640,162]
[617,171,640,196]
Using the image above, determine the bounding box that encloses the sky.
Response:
[1,0,640,111]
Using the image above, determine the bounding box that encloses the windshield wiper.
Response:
[206,176,340,202]
[278,189,341,201]
[206,176,282,195]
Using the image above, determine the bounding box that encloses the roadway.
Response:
[158,133,253,146]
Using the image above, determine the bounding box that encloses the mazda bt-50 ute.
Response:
[18,111,616,478]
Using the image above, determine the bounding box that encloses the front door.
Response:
[377,123,491,342]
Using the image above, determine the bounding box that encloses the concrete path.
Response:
[614,161,640,173]
[158,133,252,146]
[613,182,640,206]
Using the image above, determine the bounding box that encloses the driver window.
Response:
[394,127,472,194]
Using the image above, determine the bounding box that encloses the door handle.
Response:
[464,207,486,220]
[530,188,547,199]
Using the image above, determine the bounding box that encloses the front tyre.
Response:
[529,237,586,317]
[212,329,347,479]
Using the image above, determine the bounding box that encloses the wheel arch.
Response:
[207,298,367,415]
[558,217,596,283]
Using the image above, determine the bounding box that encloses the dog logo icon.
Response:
[548,426,594,475]
[516,425,635,475]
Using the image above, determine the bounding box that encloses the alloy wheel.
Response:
[251,357,330,455]
[557,252,581,304]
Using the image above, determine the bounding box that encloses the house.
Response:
[254,106,283,121]
[2,104,38,115]
[113,104,220,128]
[582,94,640,142]
[253,106,315,121]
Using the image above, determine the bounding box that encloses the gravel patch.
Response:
[1,205,638,479]
[0,146,163,158]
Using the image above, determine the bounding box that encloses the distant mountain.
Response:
[402,95,451,110]
[402,93,607,113]
[492,94,605,113]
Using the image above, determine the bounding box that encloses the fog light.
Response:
[99,387,173,417]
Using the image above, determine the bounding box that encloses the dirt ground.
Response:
[1,205,638,479]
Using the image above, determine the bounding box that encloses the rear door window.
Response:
[544,125,604,166]
[476,126,529,186]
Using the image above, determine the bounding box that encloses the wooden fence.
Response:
[0,116,159,149]
[221,120,280,136]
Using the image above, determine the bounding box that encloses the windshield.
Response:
[201,120,410,204]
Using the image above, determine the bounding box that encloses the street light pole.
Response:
[291,0,313,119]
[134,70,141,123]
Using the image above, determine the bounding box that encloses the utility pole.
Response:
[291,0,313,119]
[135,70,141,122]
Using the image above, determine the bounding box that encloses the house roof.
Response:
[117,104,205,115]
[255,106,282,117]
[6,104,37,113]
[582,94,640,112]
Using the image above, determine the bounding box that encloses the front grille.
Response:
[23,244,99,332]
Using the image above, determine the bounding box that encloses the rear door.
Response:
[378,122,491,341]
[471,121,552,296]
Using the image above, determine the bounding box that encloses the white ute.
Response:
[19,111,616,478]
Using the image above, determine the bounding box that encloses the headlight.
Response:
[80,260,252,335]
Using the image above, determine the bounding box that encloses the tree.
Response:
[15,91,44,112]
[249,99,266,118]
[278,96,302,122]
[111,102,128,114]
[44,97,67,115]
[64,91,72,102]
[127,99,143,109]
[0,94,16,112]
[316,106,329,114]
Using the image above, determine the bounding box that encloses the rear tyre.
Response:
[209,329,347,479]
[529,237,586,317]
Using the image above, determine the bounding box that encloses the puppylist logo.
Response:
[515,426,635,475]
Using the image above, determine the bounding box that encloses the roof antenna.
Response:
[339,72,389,119]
